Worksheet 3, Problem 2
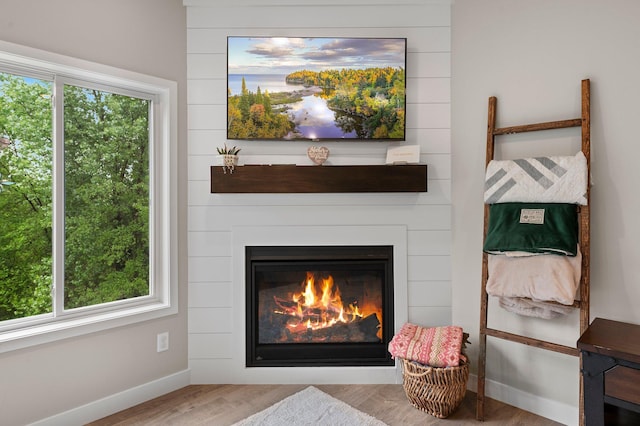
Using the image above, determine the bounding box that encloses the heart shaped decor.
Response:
[307,146,330,165]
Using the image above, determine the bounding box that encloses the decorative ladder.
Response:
[476,79,591,425]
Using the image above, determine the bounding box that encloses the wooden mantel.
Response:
[210,164,427,193]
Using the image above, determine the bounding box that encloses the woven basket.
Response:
[401,358,470,418]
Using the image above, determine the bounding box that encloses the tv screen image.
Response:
[227,37,407,141]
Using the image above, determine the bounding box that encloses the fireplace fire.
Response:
[265,270,383,344]
[246,245,394,367]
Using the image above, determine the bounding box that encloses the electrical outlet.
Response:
[157,332,169,353]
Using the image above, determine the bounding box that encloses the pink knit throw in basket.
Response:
[388,323,464,367]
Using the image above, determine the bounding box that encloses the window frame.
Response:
[0,40,178,353]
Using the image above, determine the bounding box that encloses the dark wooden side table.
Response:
[577,318,640,425]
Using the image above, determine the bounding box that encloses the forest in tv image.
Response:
[227,37,406,140]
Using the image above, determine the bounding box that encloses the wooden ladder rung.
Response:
[493,118,582,135]
[482,327,580,357]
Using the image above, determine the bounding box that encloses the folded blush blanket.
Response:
[486,246,582,305]
[498,297,575,319]
[484,151,588,205]
[388,323,464,367]
[483,203,578,256]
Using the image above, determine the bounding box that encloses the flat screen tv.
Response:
[227,36,407,141]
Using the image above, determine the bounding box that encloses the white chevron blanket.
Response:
[484,151,588,205]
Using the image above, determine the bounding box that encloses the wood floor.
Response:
[88,384,562,425]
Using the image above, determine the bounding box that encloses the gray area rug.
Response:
[232,386,388,426]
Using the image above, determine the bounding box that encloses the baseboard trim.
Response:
[31,369,191,426]
[468,373,578,426]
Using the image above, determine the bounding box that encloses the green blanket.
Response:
[483,203,578,256]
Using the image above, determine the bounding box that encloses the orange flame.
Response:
[274,271,381,338]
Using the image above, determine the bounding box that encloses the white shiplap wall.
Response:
[186,0,452,383]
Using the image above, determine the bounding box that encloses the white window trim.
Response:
[0,40,178,353]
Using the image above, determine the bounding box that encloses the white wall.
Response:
[452,1,640,424]
[185,0,453,383]
[0,1,188,425]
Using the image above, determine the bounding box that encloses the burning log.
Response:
[286,313,381,343]
[357,313,382,340]
[273,296,341,319]
[273,296,298,314]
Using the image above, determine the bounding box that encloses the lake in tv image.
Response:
[227,37,407,141]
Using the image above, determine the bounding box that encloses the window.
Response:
[62,84,151,310]
[0,41,177,352]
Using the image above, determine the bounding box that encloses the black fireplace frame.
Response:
[245,245,394,367]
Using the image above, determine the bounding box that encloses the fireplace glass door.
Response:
[246,246,394,367]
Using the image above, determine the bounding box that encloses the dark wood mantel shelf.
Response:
[210,164,427,193]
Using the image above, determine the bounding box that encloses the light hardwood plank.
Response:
[88,385,561,425]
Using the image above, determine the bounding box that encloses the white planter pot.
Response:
[222,154,238,174]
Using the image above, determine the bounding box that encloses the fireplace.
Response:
[246,245,394,367]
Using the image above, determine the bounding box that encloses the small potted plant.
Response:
[217,144,241,174]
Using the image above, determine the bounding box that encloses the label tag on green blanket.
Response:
[519,208,545,224]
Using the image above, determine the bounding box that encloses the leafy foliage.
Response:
[216,143,241,155]
[227,67,405,140]
[0,73,53,320]
[318,67,406,139]
[228,77,294,139]
[0,73,150,321]
[63,86,150,309]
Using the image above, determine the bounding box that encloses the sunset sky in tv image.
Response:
[228,37,406,75]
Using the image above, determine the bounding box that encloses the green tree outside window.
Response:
[0,73,150,321]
